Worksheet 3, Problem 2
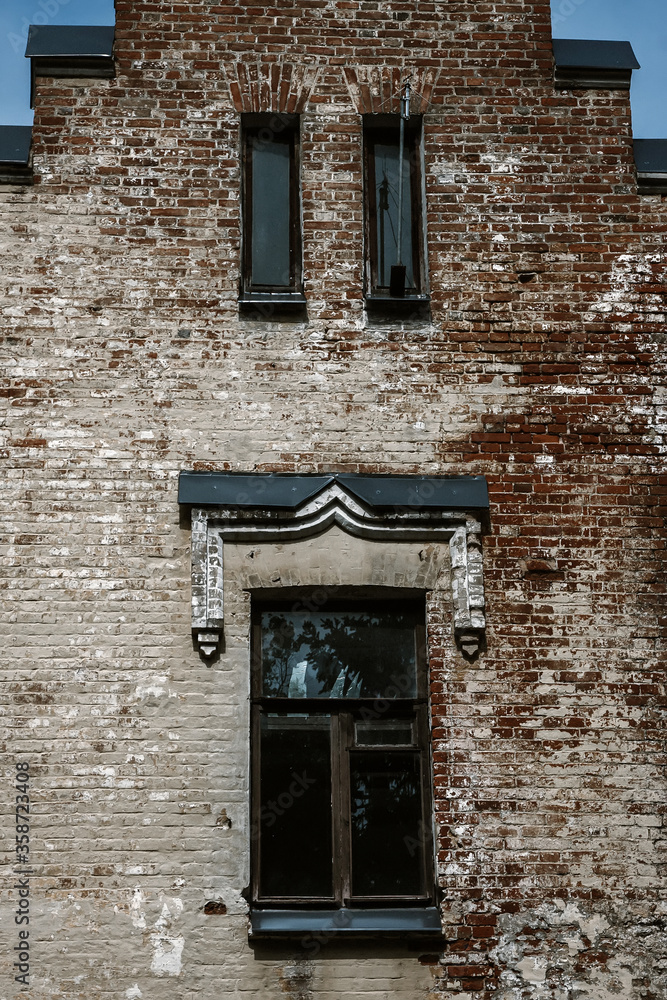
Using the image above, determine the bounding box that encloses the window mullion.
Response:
[289,130,299,288]
[331,710,352,905]
[250,704,261,901]
[418,703,433,899]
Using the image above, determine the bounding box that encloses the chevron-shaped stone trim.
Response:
[189,482,485,660]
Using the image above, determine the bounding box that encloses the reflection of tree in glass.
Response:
[350,754,423,895]
[351,767,419,833]
[261,611,417,698]
[262,614,296,696]
[375,142,413,287]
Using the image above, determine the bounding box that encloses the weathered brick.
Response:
[0,0,665,998]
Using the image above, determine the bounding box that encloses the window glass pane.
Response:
[374,140,414,289]
[350,751,424,897]
[258,713,332,898]
[355,719,415,745]
[251,136,291,287]
[260,609,418,699]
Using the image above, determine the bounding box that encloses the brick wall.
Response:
[1,1,665,997]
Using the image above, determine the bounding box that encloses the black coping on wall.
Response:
[0,126,32,164]
[249,906,444,938]
[0,126,33,184]
[25,24,115,107]
[25,24,115,59]
[552,38,639,90]
[634,139,667,194]
[178,471,490,513]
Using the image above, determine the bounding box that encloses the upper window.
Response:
[363,115,426,300]
[241,114,303,300]
[251,599,433,907]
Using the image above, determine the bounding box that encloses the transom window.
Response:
[251,599,433,906]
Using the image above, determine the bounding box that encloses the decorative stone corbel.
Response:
[191,509,224,658]
[450,524,486,660]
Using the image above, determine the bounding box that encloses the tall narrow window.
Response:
[363,115,426,300]
[251,599,434,907]
[241,114,303,301]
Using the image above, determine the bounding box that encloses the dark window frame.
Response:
[250,596,435,909]
[241,113,303,299]
[363,114,427,300]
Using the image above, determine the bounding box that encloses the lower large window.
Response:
[251,598,433,907]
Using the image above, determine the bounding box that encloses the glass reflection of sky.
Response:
[374,142,414,288]
[261,610,418,699]
[251,137,291,287]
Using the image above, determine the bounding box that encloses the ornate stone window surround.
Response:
[178,473,489,661]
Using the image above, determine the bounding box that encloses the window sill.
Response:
[239,291,307,310]
[365,293,431,320]
[249,907,443,939]
[365,293,430,303]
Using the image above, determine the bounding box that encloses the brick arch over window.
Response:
[178,472,489,660]
[342,66,441,115]
[224,61,322,113]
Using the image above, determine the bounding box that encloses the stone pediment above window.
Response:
[178,472,490,660]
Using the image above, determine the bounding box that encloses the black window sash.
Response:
[242,115,301,293]
[251,600,432,906]
[343,705,433,905]
[251,702,432,906]
[364,118,423,295]
[252,603,427,701]
[252,699,434,907]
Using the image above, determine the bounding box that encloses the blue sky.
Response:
[0,0,115,124]
[0,0,665,136]
[550,0,666,136]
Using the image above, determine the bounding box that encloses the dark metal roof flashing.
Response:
[0,126,33,185]
[25,24,115,108]
[553,38,639,90]
[634,139,667,195]
[178,472,490,522]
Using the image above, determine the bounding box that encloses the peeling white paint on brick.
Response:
[150,899,185,978]
[515,956,548,983]
[129,888,147,929]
